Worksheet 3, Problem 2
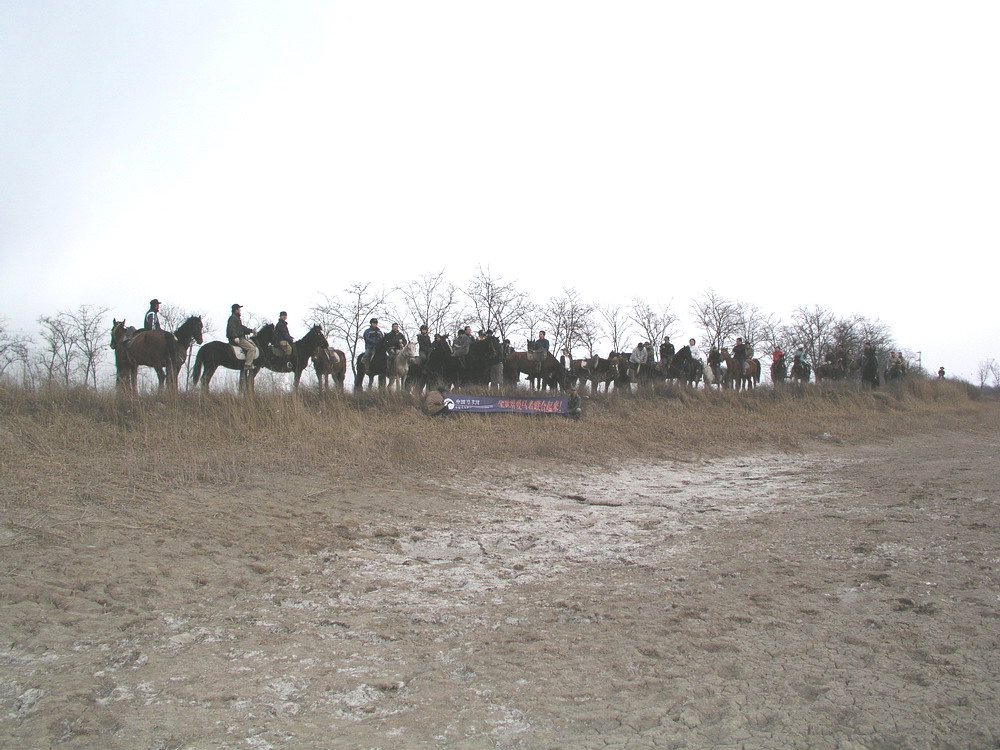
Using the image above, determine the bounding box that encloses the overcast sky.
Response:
[2,1,997,381]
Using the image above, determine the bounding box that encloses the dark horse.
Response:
[661,349,704,387]
[790,358,811,384]
[770,353,787,383]
[355,336,401,391]
[467,334,505,389]
[110,318,189,392]
[192,324,327,392]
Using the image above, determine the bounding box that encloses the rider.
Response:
[451,326,472,370]
[733,337,749,376]
[532,330,550,354]
[384,322,407,351]
[706,345,722,383]
[628,342,647,382]
[144,299,162,331]
[227,304,257,371]
[362,318,383,368]
[659,336,675,364]
[417,324,432,365]
[274,311,294,357]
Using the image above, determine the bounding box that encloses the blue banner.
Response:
[444,393,568,414]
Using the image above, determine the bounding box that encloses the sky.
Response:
[2,1,998,382]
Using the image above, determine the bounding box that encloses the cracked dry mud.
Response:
[2,427,998,748]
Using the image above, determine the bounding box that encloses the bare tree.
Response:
[596,303,633,354]
[0,319,32,381]
[543,287,596,358]
[62,305,110,388]
[781,305,837,366]
[310,283,390,375]
[464,266,533,344]
[690,289,741,351]
[629,299,677,357]
[734,301,780,357]
[36,313,77,386]
[397,271,465,338]
[976,358,999,389]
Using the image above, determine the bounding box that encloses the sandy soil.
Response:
[2,426,998,748]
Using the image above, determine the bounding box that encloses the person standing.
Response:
[227,304,257,370]
[144,299,162,331]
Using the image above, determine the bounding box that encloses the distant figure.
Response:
[566,387,582,420]
[423,386,451,417]
[144,299,162,331]
[362,318,383,367]
[938,366,946,379]
[417,324,432,365]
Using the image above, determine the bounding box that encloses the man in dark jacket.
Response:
[274,311,293,356]
[227,304,257,370]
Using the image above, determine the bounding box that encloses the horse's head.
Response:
[255,323,275,345]
[110,319,133,349]
[189,316,204,345]
[308,325,329,349]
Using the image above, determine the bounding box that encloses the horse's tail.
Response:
[191,348,204,384]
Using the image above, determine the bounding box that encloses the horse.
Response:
[313,347,347,392]
[355,336,398,390]
[720,348,760,391]
[770,354,787,383]
[252,324,327,388]
[385,342,419,390]
[423,337,463,390]
[579,354,619,393]
[660,349,704,388]
[790,359,811,384]
[503,350,567,391]
[192,324,325,392]
[110,319,181,392]
[467,334,505,390]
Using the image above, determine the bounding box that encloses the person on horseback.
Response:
[227,304,257,370]
[144,299,161,331]
[532,331,550,354]
[707,345,723,383]
[362,318,383,369]
[274,311,294,357]
[733,337,749,376]
[417,324,432,365]
[384,322,407,351]
[793,345,808,367]
[628,342,647,383]
[659,336,675,363]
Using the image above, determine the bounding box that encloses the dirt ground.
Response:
[2,424,998,749]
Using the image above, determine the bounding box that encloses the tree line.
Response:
[3,266,997,389]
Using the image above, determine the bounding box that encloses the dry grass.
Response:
[0,378,995,513]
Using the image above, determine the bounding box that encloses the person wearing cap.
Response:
[362,318,383,367]
[417,324,432,365]
[144,299,162,331]
[227,304,257,370]
[274,311,294,357]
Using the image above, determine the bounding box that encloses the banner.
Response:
[443,393,568,414]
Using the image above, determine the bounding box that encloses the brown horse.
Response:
[720,348,760,391]
[313,347,347,392]
[503,350,567,391]
[110,319,182,392]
